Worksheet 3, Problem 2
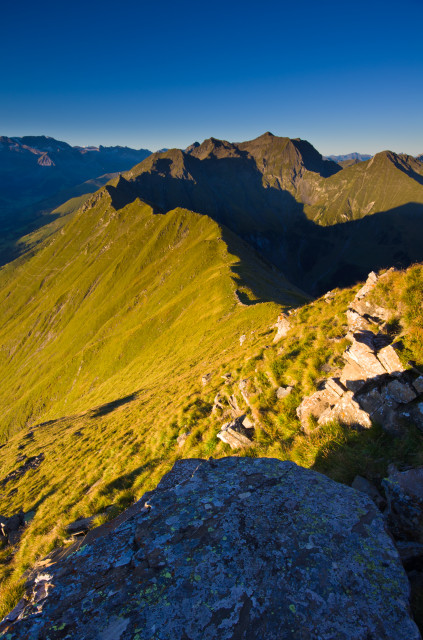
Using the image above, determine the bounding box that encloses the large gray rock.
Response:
[1,458,420,640]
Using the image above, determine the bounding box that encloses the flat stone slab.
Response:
[0,457,420,640]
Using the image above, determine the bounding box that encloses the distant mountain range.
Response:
[2,132,423,294]
[327,152,372,162]
[0,135,152,262]
[325,152,373,168]
[100,132,423,293]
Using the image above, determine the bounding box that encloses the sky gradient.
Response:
[2,0,422,155]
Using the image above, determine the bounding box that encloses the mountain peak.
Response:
[188,137,243,160]
[185,141,200,154]
[255,131,275,139]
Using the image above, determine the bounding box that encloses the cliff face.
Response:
[1,457,419,640]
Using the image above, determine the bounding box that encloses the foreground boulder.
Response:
[1,457,419,639]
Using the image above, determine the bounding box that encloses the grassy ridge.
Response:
[0,192,305,440]
[1,177,422,620]
[305,152,423,224]
[1,264,422,619]
[0,191,307,611]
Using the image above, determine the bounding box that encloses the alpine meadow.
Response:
[1,1,423,634]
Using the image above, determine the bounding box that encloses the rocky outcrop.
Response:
[216,415,254,449]
[353,463,423,611]
[1,457,420,640]
[383,465,423,540]
[273,312,290,342]
[297,271,423,435]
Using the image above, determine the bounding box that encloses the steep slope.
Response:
[1,264,423,625]
[107,133,423,294]
[306,151,423,224]
[0,189,306,441]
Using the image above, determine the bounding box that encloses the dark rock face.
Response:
[383,465,423,540]
[1,457,419,639]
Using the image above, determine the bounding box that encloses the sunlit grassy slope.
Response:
[1,257,423,618]
[0,189,306,441]
[0,187,307,608]
[1,263,423,618]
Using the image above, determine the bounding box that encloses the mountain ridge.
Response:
[0,188,306,440]
[103,133,423,294]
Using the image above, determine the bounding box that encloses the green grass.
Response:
[370,264,423,366]
[0,190,307,615]
[0,192,305,440]
[304,152,423,225]
[0,190,422,622]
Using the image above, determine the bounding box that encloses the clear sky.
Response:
[1,0,422,155]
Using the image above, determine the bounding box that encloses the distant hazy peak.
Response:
[15,135,73,152]
[327,152,372,162]
[0,135,152,157]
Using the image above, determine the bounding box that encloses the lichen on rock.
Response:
[0,457,419,639]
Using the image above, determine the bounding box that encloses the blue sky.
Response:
[1,0,422,154]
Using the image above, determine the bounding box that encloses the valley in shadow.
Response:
[105,154,423,298]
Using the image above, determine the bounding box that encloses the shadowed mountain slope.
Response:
[99,134,423,294]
